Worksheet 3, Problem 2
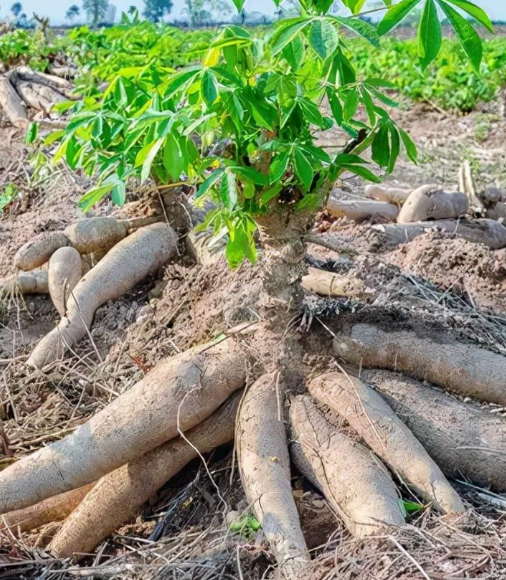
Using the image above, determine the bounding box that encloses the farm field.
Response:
[1,4,506,579]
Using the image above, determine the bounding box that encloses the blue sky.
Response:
[0,0,502,25]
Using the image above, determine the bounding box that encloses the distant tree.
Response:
[82,0,109,27]
[143,0,173,22]
[128,5,137,13]
[184,0,230,26]
[66,4,80,22]
[11,2,22,20]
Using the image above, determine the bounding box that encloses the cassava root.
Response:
[290,396,405,537]
[49,392,242,559]
[397,185,468,224]
[309,372,464,514]
[0,484,93,535]
[327,198,399,222]
[28,223,177,369]
[237,373,310,576]
[333,323,506,406]
[0,340,246,513]
[0,269,48,297]
[362,369,506,490]
[48,247,82,317]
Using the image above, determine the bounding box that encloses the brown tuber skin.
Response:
[28,223,178,369]
[14,232,70,271]
[0,484,93,535]
[237,373,310,577]
[49,392,242,559]
[397,185,468,224]
[0,340,246,513]
[290,396,405,538]
[333,324,506,406]
[48,247,82,317]
[309,372,464,515]
[301,267,365,298]
[362,369,506,491]
[365,184,412,206]
[0,269,48,297]
[327,198,399,222]
[63,217,129,255]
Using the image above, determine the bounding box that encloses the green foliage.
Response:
[30,0,491,267]
[82,0,110,27]
[0,184,20,213]
[0,29,69,71]
[229,514,262,538]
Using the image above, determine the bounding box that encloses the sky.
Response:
[0,0,504,25]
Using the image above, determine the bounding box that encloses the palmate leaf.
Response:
[437,0,483,71]
[341,0,367,15]
[418,0,442,70]
[378,0,421,36]
[309,19,339,60]
[271,18,311,55]
[445,0,493,32]
[333,16,380,47]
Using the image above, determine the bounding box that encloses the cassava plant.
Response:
[6,0,502,576]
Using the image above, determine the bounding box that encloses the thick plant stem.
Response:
[309,372,465,515]
[0,340,246,513]
[290,396,405,538]
[333,323,506,405]
[237,373,310,577]
[49,392,241,559]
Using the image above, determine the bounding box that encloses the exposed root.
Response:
[301,267,365,298]
[14,231,71,271]
[376,218,506,249]
[0,75,28,129]
[236,373,310,577]
[48,247,82,317]
[0,339,246,513]
[327,199,399,222]
[289,395,405,538]
[64,217,129,254]
[365,184,411,206]
[0,484,93,535]
[334,323,506,405]
[28,223,178,369]
[49,392,242,559]
[397,185,468,223]
[362,369,506,490]
[309,372,464,515]
[0,269,48,298]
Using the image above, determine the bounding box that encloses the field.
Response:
[1,6,506,580]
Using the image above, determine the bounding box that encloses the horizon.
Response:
[0,0,504,26]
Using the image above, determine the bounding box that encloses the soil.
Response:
[2,94,506,579]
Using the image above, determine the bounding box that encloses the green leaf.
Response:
[197,169,224,199]
[230,0,246,11]
[270,151,290,182]
[25,122,38,144]
[139,138,164,183]
[299,97,325,127]
[445,0,493,32]
[111,181,126,206]
[344,90,359,121]
[327,89,343,125]
[418,0,442,69]
[309,19,339,60]
[231,166,269,186]
[378,0,422,35]
[360,86,376,125]
[163,134,185,181]
[340,163,381,182]
[399,128,418,162]
[271,18,311,55]
[221,171,238,211]
[333,16,380,47]
[341,0,367,15]
[437,0,483,71]
[79,183,115,212]
[293,148,314,191]
[372,124,391,167]
[201,69,218,107]
[387,125,401,173]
